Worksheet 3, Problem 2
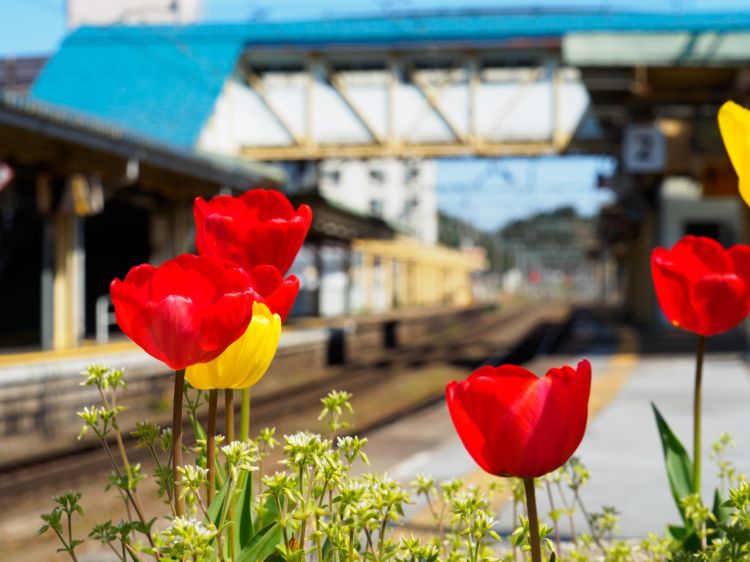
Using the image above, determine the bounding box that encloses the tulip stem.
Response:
[225,389,235,443]
[172,369,185,517]
[693,335,706,496]
[240,387,251,442]
[523,477,542,562]
[207,389,218,505]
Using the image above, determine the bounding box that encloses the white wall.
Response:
[318,158,438,245]
[67,0,200,27]
[660,177,742,248]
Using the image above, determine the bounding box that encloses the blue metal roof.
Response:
[31,10,750,146]
[0,92,285,185]
[232,10,750,48]
[32,26,244,147]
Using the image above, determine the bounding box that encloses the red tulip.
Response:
[110,254,255,370]
[194,189,312,276]
[651,235,750,336]
[247,265,300,322]
[446,360,591,478]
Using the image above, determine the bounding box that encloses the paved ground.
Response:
[358,320,750,538]
[575,351,750,537]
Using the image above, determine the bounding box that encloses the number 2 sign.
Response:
[623,124,666,173]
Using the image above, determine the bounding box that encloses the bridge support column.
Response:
[623,182,658,325]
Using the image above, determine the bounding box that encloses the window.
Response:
[322,170,341,185]
[370,199,384,218]
[404,165,419,183]
[369,169,385,185]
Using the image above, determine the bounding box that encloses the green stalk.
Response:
[207,390,218,505]
[240,387,251,441]
[693,335,706,496]
[173,369,185,517]
[225,389,235,443]
[524,477,542,562]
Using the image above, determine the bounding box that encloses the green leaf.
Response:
[235,471,255,549]
[712,488,731,527]
[652,403,694,522]
[209,477,231,529]
[254,494,281,531]
[322,537,332,561]
[667,524,701,553]
[236,523,282,562]
[189,413,207,442]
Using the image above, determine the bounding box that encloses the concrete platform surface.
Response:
[0,328,329,385]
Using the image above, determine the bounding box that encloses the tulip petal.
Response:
[248,266,300,322]
[524,360,591,476]
[185,302,281,390]
[651,248,700,331]
[691,273,748,335]
[729,245,750,282]
[718,100,750,206]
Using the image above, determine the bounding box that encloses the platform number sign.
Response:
[623,124,666,173]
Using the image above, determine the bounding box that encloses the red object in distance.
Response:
[110,254,255,370]
[446,359,591,478]
[651,235,750,337]
[194,189,312,276]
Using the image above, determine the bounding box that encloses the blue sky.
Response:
[1,0,745,229]
[436,156,616,230]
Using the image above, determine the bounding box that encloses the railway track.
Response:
[0,303,571,501]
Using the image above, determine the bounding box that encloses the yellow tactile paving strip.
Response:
[406,325,640,528]
[0,340,140,367]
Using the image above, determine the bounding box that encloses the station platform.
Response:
[355,313,750,538]
[0,303,495,385]
[0,303,499,467]
[0,328,330,385]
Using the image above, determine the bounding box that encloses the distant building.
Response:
[318,159,438,245]
[67,0,200,28]
[0,57,47,94]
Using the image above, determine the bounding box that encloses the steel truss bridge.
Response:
[214,54,582,160]
[194,11,750,161]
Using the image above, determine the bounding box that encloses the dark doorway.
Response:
[0,175,42,348]
[684,221,736,247]
[84,197,151,338]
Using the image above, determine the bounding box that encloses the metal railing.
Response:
[95,294,117,344]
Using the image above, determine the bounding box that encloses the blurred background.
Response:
[2,1,750,558]
[1,0,748,346]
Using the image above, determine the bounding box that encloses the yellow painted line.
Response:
[406,325,640,528]
[0,340,140,367]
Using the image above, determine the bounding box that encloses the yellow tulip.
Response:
[718,100,750,206]
[186,302,281,390]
